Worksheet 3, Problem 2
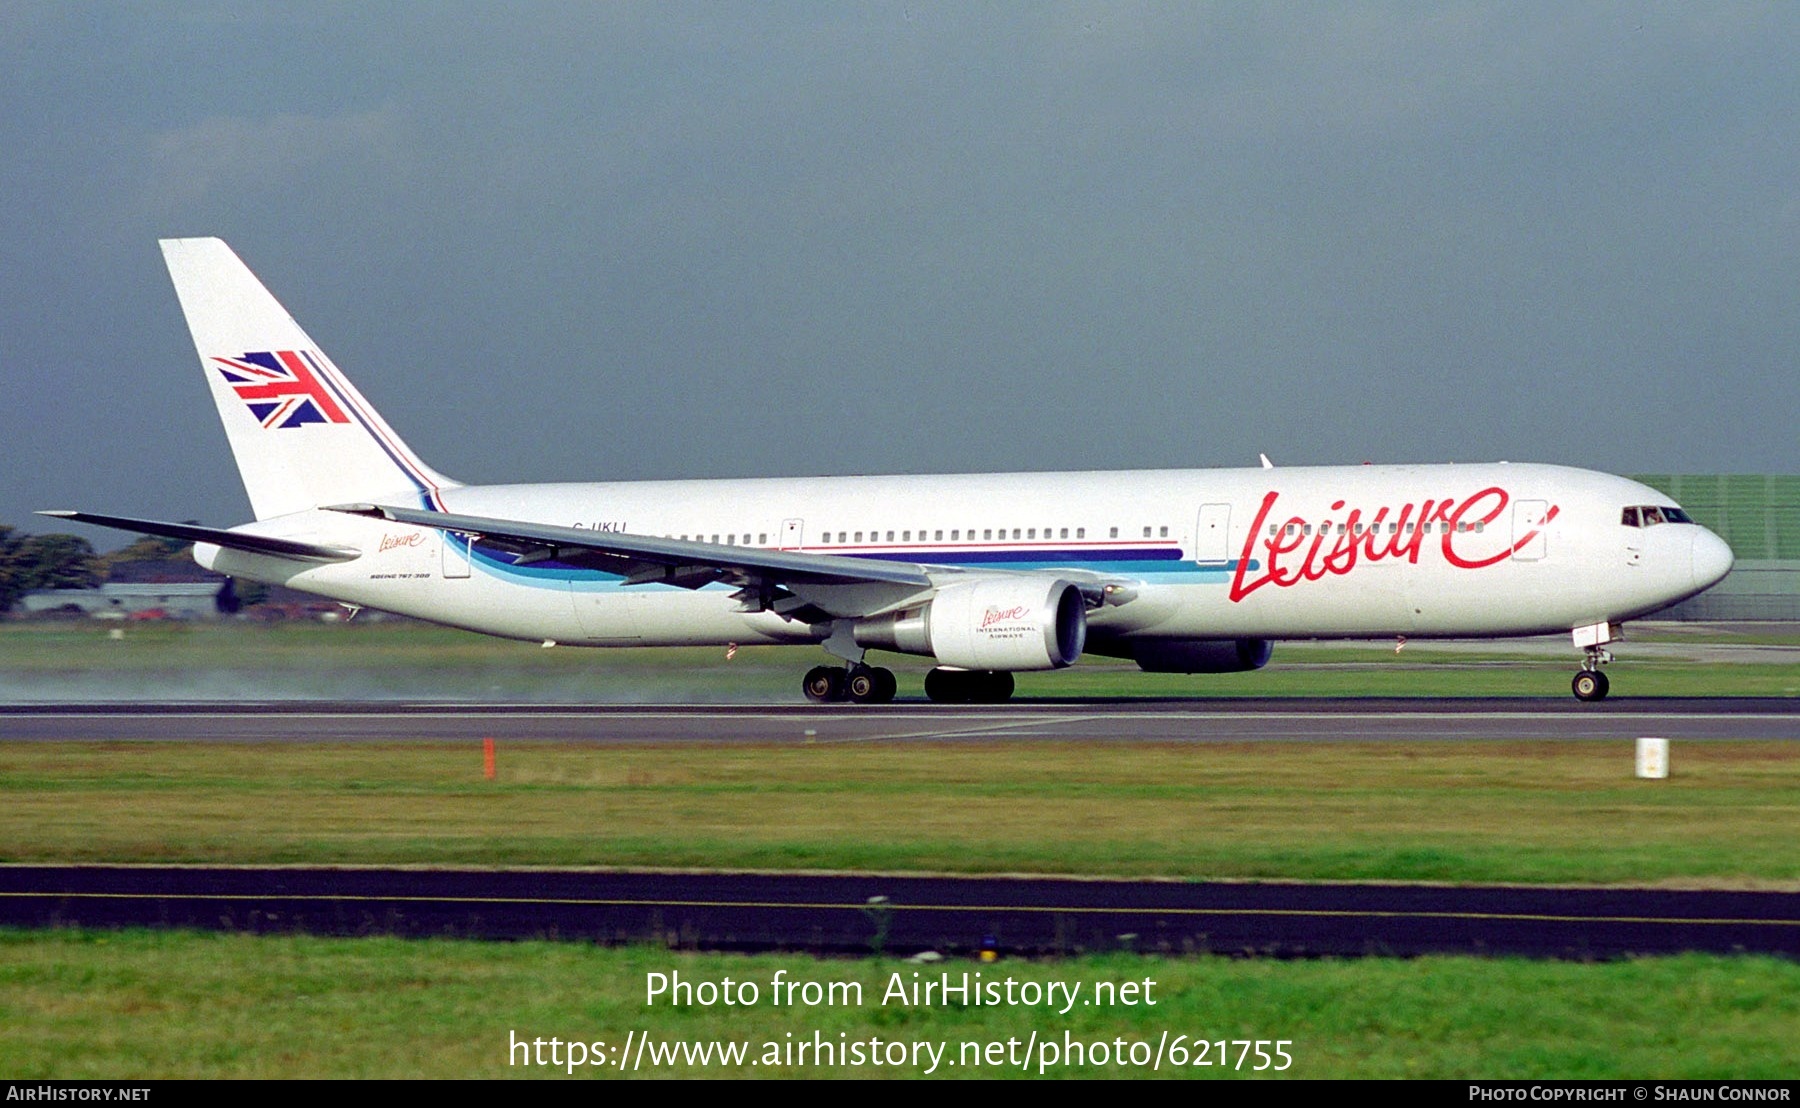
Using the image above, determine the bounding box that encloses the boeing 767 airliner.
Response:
[42,238,1734,703]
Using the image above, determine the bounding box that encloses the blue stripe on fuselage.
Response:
[855,546,1181,566]
[459,542,1255,589]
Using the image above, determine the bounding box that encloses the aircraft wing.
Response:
[332,503,942,619]
[36,510,361,563]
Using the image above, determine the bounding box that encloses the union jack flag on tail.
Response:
[212,350,350,429]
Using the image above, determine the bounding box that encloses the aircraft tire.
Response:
[1571,669,1610,701]
[869,667,898,703]
[803,665,847,703]
[846,667,876,702]
[846,666,897,704]
[979,671,1016,702]
[923,668,968,704]
[925,669,1014,703]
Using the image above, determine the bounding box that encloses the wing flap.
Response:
[330,504,935,589]
[326,505,1134,621]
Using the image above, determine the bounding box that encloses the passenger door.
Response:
[1194,503,1231,565]
[1511,500,1549,562]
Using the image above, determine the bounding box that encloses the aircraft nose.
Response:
[1691,528,1734,591]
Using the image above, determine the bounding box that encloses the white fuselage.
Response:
[198,461,1732,654]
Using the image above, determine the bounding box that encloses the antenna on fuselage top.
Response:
[1259,453,1275,469]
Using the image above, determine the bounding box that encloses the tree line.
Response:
[0,524,192,613]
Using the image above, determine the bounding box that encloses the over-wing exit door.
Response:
[441,531,471,579]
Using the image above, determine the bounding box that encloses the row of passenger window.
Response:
[668,510,1716,547]
[822,527,1089,544]
[1270,520,1487,537]
[817,524,1190,544]
[666,534,769,546]
[647,518,1514,546]
[655,525,1183,546]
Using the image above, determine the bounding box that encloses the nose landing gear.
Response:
[1570,622,1618,702]
[1572,643,1613,701]
[1571,668,1610,701]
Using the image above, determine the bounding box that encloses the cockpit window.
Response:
[1622,504,1693,528]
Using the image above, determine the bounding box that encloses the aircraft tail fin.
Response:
[159,237,457,520]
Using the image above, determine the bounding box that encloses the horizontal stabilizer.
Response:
[36,511,361,563]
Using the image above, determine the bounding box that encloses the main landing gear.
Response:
[802,664,897,704]
[802,626,1015,705]
[922,668,1014,704]
[799,665,1019,704]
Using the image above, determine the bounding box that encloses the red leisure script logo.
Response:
[1228,486,1559,603]
[378,532,425,553]
[980,605,1029,630]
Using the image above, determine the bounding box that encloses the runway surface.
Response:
[3,698,1799,743]
[2,865,1795,958]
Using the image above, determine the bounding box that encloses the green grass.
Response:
[1017,658,1800,699]
[3,623,1794,1078]
[3,741,1795,885]
[3,619,1796,700]
[1,930,1794,1078]
[0,621,804,702]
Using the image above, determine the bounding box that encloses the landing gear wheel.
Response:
[978,671,1015,703]
[924,668,965,704]
[846,665,897,704]
[803,665,847,703]
[1571,669,1610,702]
[924,668,1015,704]
[871,666,898,703]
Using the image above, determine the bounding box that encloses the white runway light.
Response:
[1636,737,1670,779]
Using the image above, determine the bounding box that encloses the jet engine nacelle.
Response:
[854,577,1087,671]
[1132,638,1274,674]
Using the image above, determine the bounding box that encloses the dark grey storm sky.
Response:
[4,2,1797,540]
